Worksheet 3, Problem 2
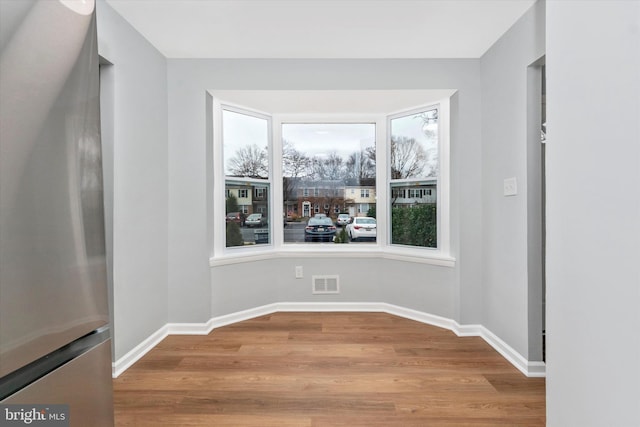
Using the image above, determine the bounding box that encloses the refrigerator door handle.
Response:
[0,327,110,401]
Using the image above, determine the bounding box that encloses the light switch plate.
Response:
[504,177,518,196]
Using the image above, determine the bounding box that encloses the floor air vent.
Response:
[312,275,340,294]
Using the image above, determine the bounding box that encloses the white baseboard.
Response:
[208,303,280,329]
[113,302,545,378]
[112,325,168,378]
[382,303,459,331]
[478,326,546,378]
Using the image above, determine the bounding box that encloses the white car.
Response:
[346,217,377,241]
[336,213,350,226]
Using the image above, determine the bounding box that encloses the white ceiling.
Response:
[104,0,537,59]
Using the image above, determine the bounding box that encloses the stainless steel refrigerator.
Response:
[0,0,114,425]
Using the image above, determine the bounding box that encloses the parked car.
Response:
[336,213,350,226]
[245,213,266,228]
[304,216,337,242]
[346,216,377,241]
[226,211,246,226]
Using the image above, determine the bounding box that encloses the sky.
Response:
[223,109,269,175]
[282,123,375,160]
[223,108,438,176]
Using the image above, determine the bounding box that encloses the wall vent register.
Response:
[312,275,340,294]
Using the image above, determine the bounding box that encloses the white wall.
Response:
[211,258,457,319]
[546,1,640,425]
[166,59,484,325]
[480,0,545,360]
[96,0,169,361]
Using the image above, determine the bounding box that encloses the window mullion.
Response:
[272,115,284,248]
[212,98,226,256]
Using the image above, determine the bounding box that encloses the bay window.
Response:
[212,93,451,263]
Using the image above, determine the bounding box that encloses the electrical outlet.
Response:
[295,266,303,279]
[504,177,518,196]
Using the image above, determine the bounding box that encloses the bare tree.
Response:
[227,144,268,178]
[423,145,438,177]
[282,140,310,179]
[282,140,311,210]
[390,136,427,179]
[365,146,376,167]
[345,148,376,179]
[417,109,438,131]
[310,152,345,181]
[417,110,439,177]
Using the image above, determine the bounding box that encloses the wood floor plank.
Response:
[114,312,545,426]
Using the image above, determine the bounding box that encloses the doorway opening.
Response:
[527,57,546,364]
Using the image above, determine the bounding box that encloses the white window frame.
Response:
[274,114,384,251]
[387,100,450,256]
[210,99,452,266]
[213,100,274,256]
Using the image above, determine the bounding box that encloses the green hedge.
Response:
[226,222,244,247]
[391,204,437,248]
[366,205,376,218]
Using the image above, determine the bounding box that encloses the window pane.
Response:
[223,109,270,248]
[223,109,269,179]
[389,109,438,180]
[390,181,437,248]
[390,108,438,248]
[225,182,270,247]
[282,123,376,244]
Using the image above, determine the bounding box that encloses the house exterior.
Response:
[251,185,269,215]
[285,179,349,218]
[390,178,437,208]
[226,182,269,216]
[344,185,376,217]
[225,184,253,214]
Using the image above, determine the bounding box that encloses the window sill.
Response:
[209,246,456,268]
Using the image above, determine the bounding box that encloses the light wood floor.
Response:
[113,312,545,426]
